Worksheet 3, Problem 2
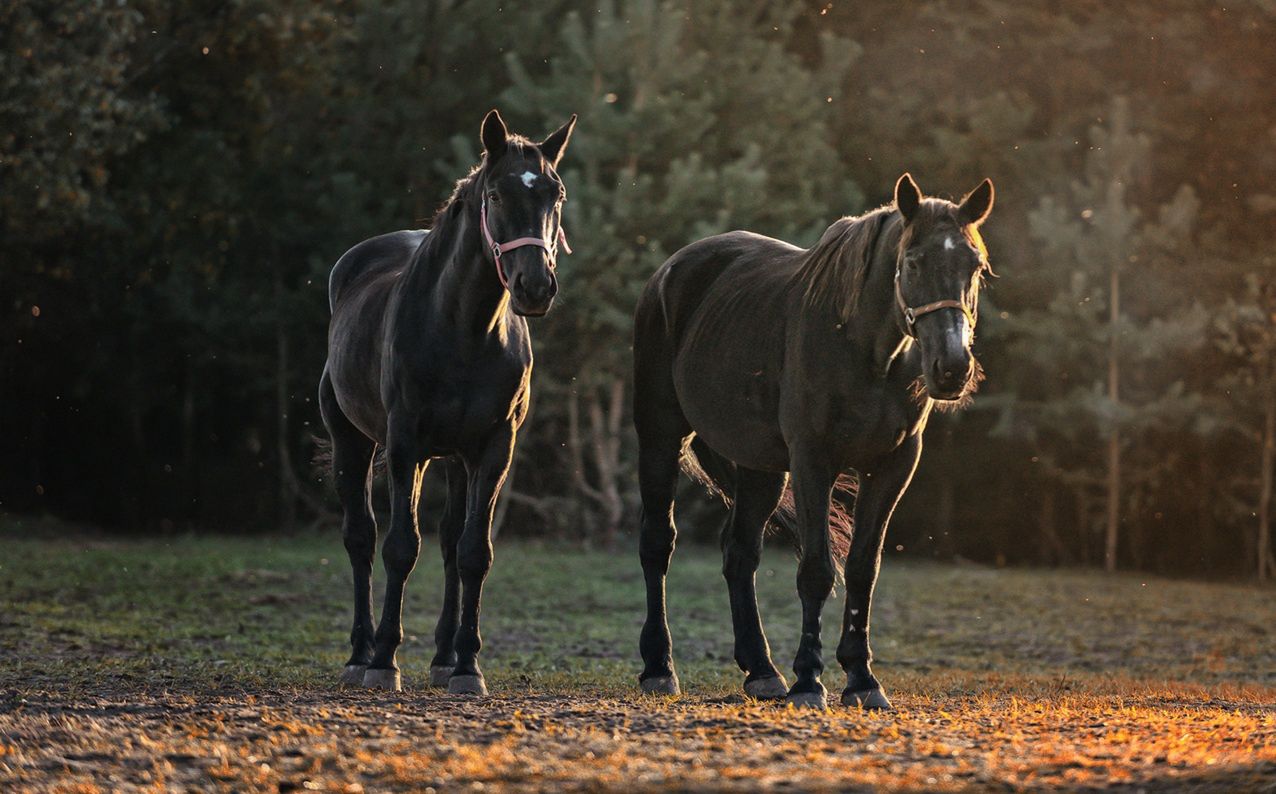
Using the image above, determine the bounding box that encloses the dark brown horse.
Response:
[632,174,995,709]
[319,109,575,694]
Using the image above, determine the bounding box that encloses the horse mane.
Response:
[418,134,542,246]
[797,206,897,324]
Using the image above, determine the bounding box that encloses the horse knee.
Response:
[457,542,492,582]
[381,528,421,577]
[722,545,760,580]
[343,517,376,557]
[797,556,835,601]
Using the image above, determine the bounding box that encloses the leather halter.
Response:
[894,268,974,338]
[480,197,572,290]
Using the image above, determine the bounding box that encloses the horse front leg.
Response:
[364,425,427,690]
[787,450,839,709]
[722,468,789,700]
[836,435,922,710]
[448,426,516,696]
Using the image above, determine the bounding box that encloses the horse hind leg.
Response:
[720,465,789,700]
[428,459,466,688]
[636,432,684,695]
[633,306,691,696]
[319,372,378,687]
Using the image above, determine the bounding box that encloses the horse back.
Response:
[636,230,800,346]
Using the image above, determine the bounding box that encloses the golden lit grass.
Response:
[0,528,1272,791]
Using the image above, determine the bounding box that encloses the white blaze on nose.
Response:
[520,171,538,188]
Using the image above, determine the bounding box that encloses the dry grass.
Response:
[0,526,1273,791]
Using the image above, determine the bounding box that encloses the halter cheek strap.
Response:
[480,198,572,290]
[894,269,974,338]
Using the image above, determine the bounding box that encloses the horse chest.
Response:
[801,380,922,468]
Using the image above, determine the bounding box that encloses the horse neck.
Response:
[402,197,512,338]
[848,216,911,374]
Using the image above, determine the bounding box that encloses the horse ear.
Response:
[957,178,995,227]
[540,114,577,168]
[895,173,922,223]
[481,109,508,157]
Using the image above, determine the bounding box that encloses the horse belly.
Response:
[327,293,394,443]
[674,355,789,472]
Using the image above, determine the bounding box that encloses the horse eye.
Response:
[905,255,919,271]
[487,190,501,204]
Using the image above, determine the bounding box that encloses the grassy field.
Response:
[1,523,1274,792]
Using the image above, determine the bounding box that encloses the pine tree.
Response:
[1003,98,1208,571]
[482,0,861,541]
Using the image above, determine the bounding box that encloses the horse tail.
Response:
[311,434,334,482]
[679,435,855,573]
[310,434,386,483]
[679,435,736,507]
[771,474,856,571]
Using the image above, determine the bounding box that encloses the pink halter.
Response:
[480,198,572,290]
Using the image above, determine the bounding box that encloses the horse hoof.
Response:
[639,675,680,695]
[786,690,828,710]
[338,665,367,688]
[447,674,488,696]
[744,675,789,700]
[361,668,401,691]
[429,665,455,688]
[842,687,893,711]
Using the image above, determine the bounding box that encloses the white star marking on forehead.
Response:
[520,171,538,188]
[944,236,956,250]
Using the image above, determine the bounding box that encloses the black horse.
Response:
[632,174,995,709]
[319,109,575,694]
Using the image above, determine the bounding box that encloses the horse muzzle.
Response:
[923,350,974,401]
[509,267,558,317]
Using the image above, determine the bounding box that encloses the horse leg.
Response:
[629,431,685,694]
[319,372,378,687]
[786,451,838,709]
[428,458,466,688]
[836,436,921,710]
[447,428,516,696]
[722,467,789,700]
[364,420,426,690]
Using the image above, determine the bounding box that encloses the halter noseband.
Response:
[480,197,572,290]
[894,268,974,338]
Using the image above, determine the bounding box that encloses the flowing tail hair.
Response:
[310,434,386,483]
[679,436,856,574]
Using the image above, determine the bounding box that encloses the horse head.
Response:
[478,109,577,317]
[892,173,995,401]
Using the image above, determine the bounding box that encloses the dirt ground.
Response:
[1,530,1273,791]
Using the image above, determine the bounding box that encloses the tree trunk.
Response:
[182,355,197,527]
[586,378,626,548]
[1259,389,1274,581]
[1105,265,1121,573]
[1039,485,1069,565]
[566,379,627,548]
